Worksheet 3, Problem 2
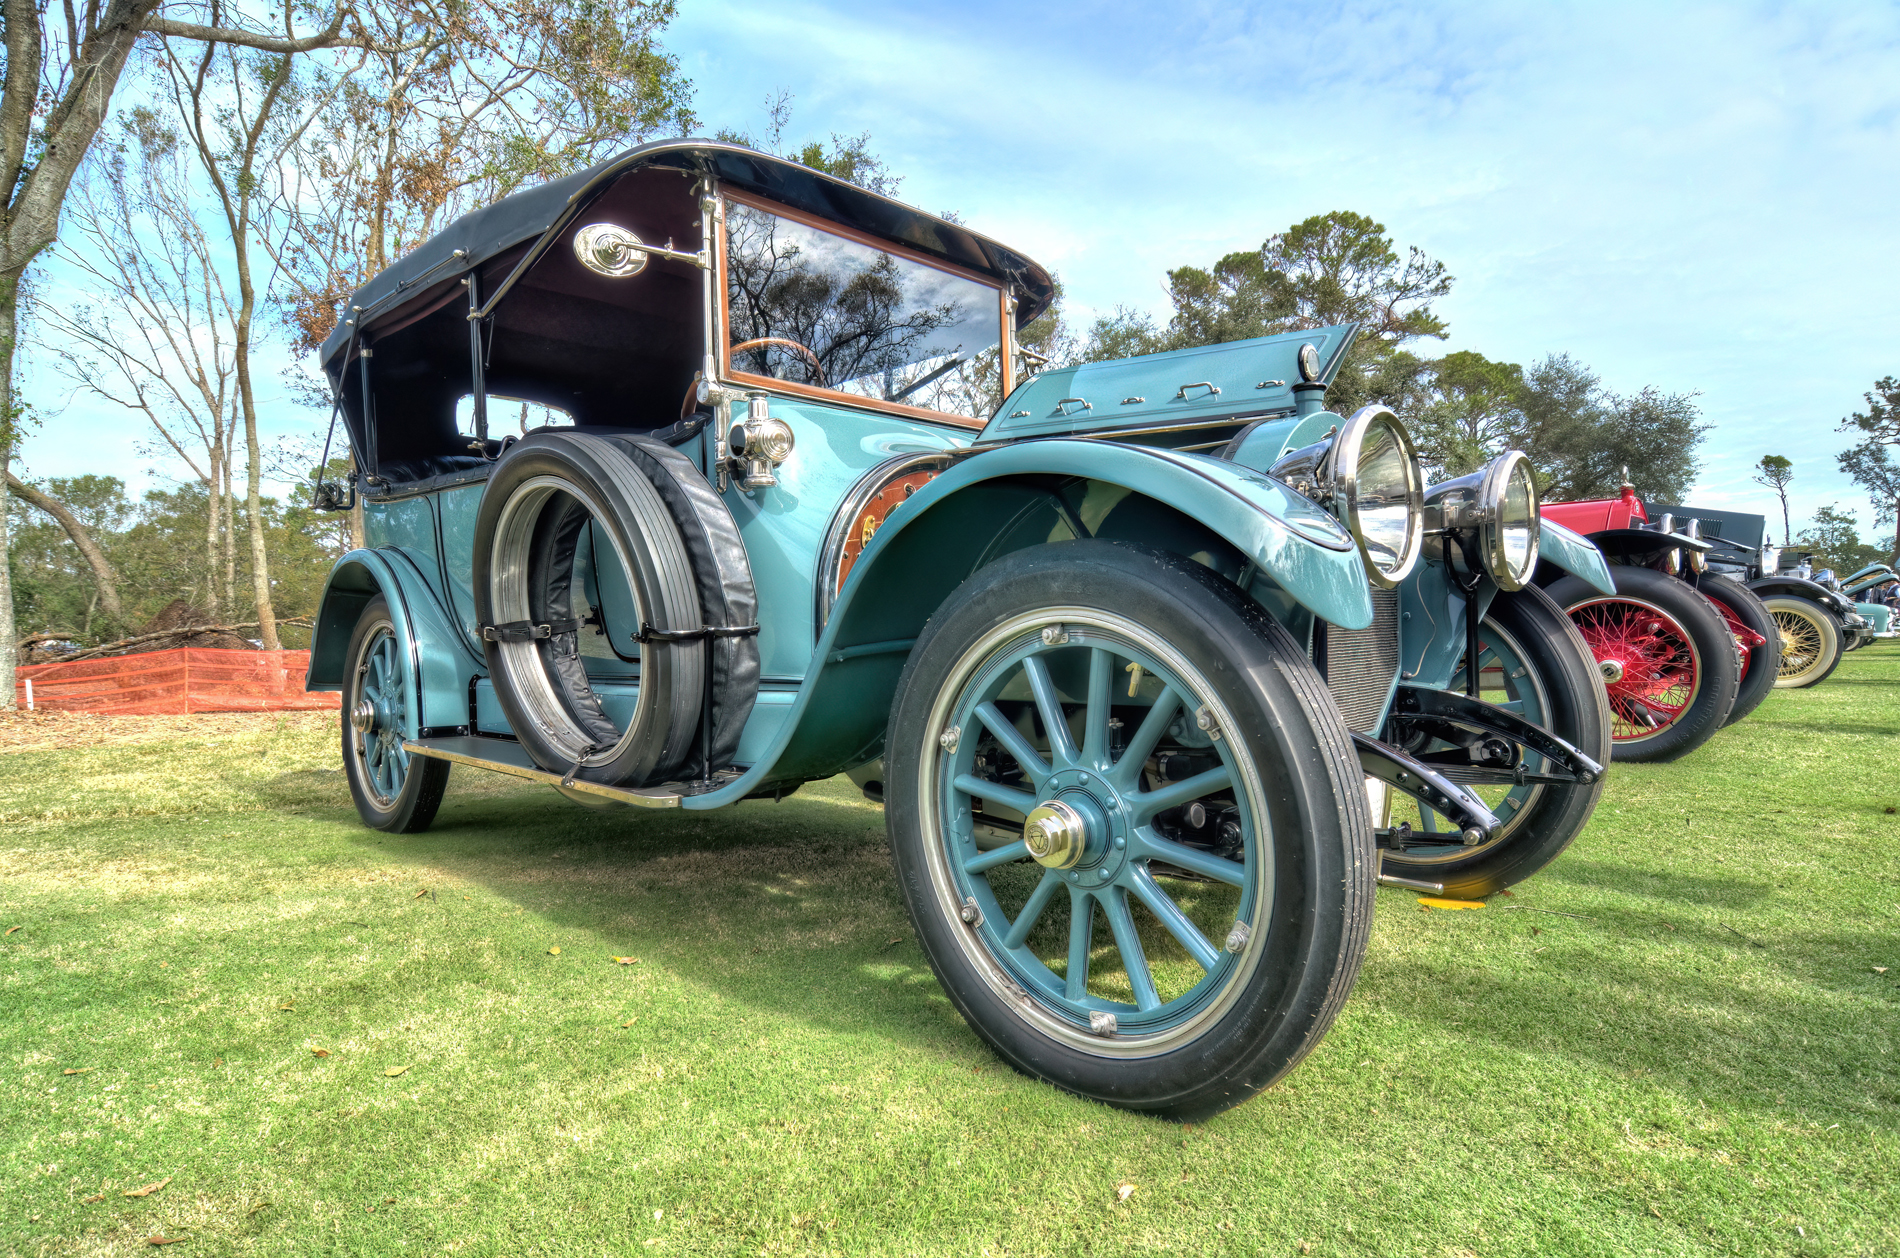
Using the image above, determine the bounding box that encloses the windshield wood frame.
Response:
[717,190,1014,430]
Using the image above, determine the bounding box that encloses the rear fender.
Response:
[684,439,1372,800]
[307,548,476,737]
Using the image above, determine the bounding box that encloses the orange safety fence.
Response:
[14,647,339,715]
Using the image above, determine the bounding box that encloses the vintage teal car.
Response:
[306,140,1610,1119]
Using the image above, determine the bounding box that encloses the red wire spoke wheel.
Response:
[1567,597,1698,738]
[1546,565,1739,763]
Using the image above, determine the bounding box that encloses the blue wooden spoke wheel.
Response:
[1379,584,1609,899]
[342,596,449,833]
[886,541,1375,1120]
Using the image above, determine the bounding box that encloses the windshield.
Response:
[723,199,1005,421]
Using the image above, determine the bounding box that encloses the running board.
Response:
[402,737,682,809]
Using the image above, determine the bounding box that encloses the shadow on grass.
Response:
[1746,719,1900,736]
[1362,932,1900,1132]
[332,777,976,1039]
[301,769,1900,1133]
[1542,857,1772,908]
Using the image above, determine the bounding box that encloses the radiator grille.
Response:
[1325,586,1401,733]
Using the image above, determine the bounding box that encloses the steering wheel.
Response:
[730,337,828,387]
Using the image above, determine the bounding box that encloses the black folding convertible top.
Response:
[319,139,1057,375]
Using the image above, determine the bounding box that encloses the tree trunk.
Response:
[239,386,278,648]
[203,443,222,621]
[222,435,237,613]
[0,297,13,710]
[4,469,125,623]
[0,268,21,707]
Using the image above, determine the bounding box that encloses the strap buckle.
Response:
[635,622,763,644]
[481,619,580,643]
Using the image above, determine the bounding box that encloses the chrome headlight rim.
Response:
[1332,405,1424,588]
[1476,449,1541,592]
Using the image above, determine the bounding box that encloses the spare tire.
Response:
[473,431,759,787]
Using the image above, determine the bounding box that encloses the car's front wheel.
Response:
[1379,583,1609,898]
[1763,595,1843,688]
[886,541,1375,1121]
[1547,566,1738,763]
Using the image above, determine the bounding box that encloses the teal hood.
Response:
[982,325,1356,441]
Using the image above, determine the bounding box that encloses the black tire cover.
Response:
[473,430,759,786]
[602,433,760,772]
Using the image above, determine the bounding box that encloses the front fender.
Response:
[672,439,1372,806]
[1587,526,1713,562]
[841,439,1373,632]
[306,548,475,737]
[1537,520,1614,594]
[1747,575,1858,619]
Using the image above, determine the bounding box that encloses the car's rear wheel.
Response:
[1547,565,1738,763]
[1379,584,1609,898]
[1764,596,1843,688]
[887,541,1374,1121]
[342,596,450,833]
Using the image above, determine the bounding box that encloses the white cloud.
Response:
[677,0,1900,536]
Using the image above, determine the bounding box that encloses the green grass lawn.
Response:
[4,647,1897,1258]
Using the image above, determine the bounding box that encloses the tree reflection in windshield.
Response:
[725,201,1003,419]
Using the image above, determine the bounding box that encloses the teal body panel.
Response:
[1225,412,1341,468]
[306,547,476,739]
[717,398,969,677]
[1539,520,1615,595]
[310,396,1382,804]
[1395,519,1611,694]
[1857,602,1892,634]
[365,496,440,569]
[435,483,484,650]
[1396,562,1497,692]
[982,325,1355,442]
[665,436,1375,807]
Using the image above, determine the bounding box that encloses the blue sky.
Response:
[20,0,1900,543]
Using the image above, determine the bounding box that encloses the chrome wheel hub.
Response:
[1033,769,1127,883]
[351,699,377,733]
[1599,658,1625,684]
[1023,799,1087,869]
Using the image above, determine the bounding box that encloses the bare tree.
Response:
[0,0,408,707]
[268,0,694,353]
[160,9,364,649]
[42,109,243,620]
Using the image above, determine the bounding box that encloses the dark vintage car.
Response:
[303,140,1610,1119]
[1656,505,1875,684]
